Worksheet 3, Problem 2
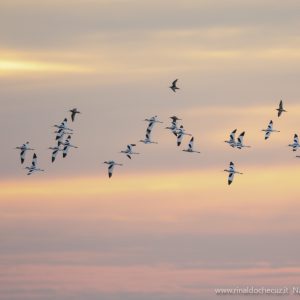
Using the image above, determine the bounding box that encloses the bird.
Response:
[224,129,237,148]
[170,79,179,92]
[120,144,140,159]
[69,108,81,122]
[288,134,300,152]
[276,100,287,117]
[15,142,34,164]
[182,137,200,153]
[176,125,192,146]
[48,146,63,163]
[62,135,78,158]
[103,161,123,178]
[166,116,181,136]
[224,162,243,185]
[144,116,163,123]
[25,153,44,175]
[54,118,73,131]
[262,120,280,140]
[236,132,251,149]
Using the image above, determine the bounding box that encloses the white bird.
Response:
[224,129,237,148]
[262,120,280,140]
[170,79,179,92]
[166,116,181,136]
[15,142,34,164]
[236,131,251,149]
[176,125,192,146]
[69,108,81,122]
[120,144,140,159]
[288,134,300,152]
[62,135,78,158]
[54,118,73,131]
[276,100,287,117]
[182,137,200,153]
[25,153,44,175]
[103,160,123,178]
[48,146,63,163]
[224,162,243,185]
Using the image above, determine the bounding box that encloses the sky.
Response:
[1,0,300,299]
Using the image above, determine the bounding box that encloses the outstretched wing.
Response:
[228,172,234,185]
[71,111,75,122]
[31,153,37,168]
[229,129,237,144]
[188,137,194,151]
[52,148,59,162]
[20,149,26,164]
[267,120,273,131]
[177,133,183,146]
[108,163,114,178]
[236,131,245,149]
[63,145,69,158]
[265,131,271,140]
[27,169,34,176]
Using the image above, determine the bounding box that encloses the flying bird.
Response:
[224,162,243,185]
[236,132,251,149]
[262,120,280,140]
[276,100,287,117]
[103,160,123,178]
[166,116,181,136]
[54,118,73,131]
[15,142,34,164]
[62,135,78,158]
[120,144,140,159]
[48,146,63,163]
[170,79,179,92]
[25,153,44,175]
[69,108,81,122]
[224,129,237,148]
[288,134,300,152]
[182,137,200,153]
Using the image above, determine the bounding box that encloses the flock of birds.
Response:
[14,80,300,185]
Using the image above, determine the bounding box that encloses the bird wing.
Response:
[108,163,114,178]
[31,153,37,167]
[294,134,299,145]
[52,149,59,162]
[188,137,194,150]
[27,169,34,176]
[20,150,26,164]
[228,172,234,185]
[237,132,245,148]
[177,133,183,146]
[63,145,69,157]
[71,111,75,122]
[229,129,237,143]
[267,120,273,131]
[265,130,271,140]
[279,100,283,109]
[172,79,178,86]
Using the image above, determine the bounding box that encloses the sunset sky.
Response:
[1,0,300,299]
